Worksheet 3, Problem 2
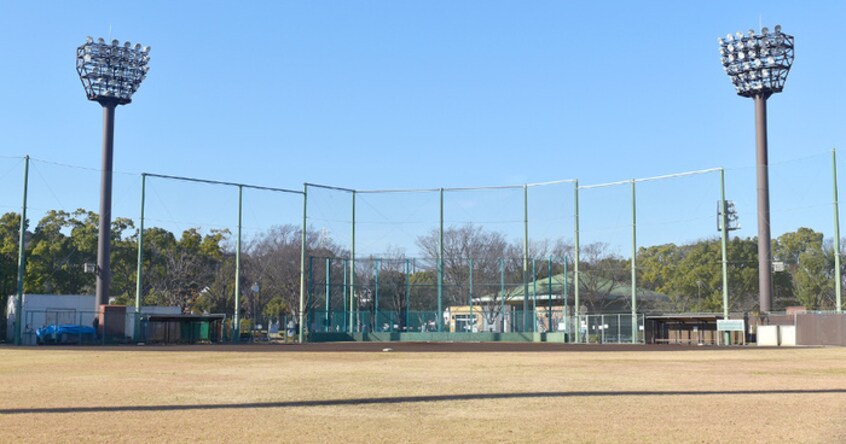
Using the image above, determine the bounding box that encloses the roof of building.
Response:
[473,272,669,304]
[144,314,226,322]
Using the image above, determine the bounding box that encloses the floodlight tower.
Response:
[76,37,150,314]
[718,25,794,313]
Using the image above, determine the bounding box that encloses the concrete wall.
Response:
[756,325,779,346]
[756,325,797,347]
[779,326,796,346]
[796,313,846,346]
[758,313,846,346]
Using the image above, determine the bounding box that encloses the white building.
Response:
[5,294,179,345]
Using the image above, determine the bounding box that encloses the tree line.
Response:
[1,209,841,338]
[0,210,344,337]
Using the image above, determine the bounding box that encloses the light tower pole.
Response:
[719,25,794,313]
[76,37,151,315]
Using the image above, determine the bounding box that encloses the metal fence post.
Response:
[343,258,348,332]
[405,258,411,331]
[532,257,537,333]
[601,314,605,343]
[325,257,331,332]
[617,313,623,344]
[375,258,380,331]
[547,257,553,332]
[500,258,505,333]
[469,257,474,333]
[308,256,314,334]
[564,256,569,341]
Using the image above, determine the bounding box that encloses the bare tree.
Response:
[417,224,509,303]
[241,224,346,325]
[360,249,410,330]
[416,224,563,331]
[578,242,628,313]
[144,228,228,313]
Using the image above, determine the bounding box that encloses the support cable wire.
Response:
[146,172,302,195]
[446,187,523,230]
[0,158,25,183]
[30,163,66,209]
[357,193,434,226]
[356,194,432,253]
[309,179,577,195]
[721,149,831,174]
[579,167,722,190]
[146,179,231,230]
[304,183,355,193]
[30,156,137,176]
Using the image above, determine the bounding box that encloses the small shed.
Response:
[646,314,722,345]
[5,294,182,345]
[141,314,226,344]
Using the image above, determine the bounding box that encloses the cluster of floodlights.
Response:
[75,36,150,105]
[719,25,794,97]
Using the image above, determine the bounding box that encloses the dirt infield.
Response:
[5,341,765,353]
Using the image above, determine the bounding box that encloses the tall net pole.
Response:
[438,188,444,332]
[573,180,580,343]
[630,179,638,344]
[833,149,842,313]
[14,156,29,346]
[523,184,529,332]
[350,190,356,333]
[299,184,308,343]
[134,173,146,342]
[234,185,243,343]
[720,168,731,344]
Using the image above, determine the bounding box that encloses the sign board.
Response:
[717,319,745,332]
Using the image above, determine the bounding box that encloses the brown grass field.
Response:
[1,343,845,443]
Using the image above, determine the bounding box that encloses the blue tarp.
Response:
[36,324,96,344]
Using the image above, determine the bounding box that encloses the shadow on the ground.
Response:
[3,389,845,415]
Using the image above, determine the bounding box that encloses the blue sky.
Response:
[1,1,845,257]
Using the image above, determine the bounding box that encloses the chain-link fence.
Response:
[306,255,579,334]
[3,152,846,345]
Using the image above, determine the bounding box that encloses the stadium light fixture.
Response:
[76,36,150,313]
[77,36,150,105]
[718,25,793,313]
